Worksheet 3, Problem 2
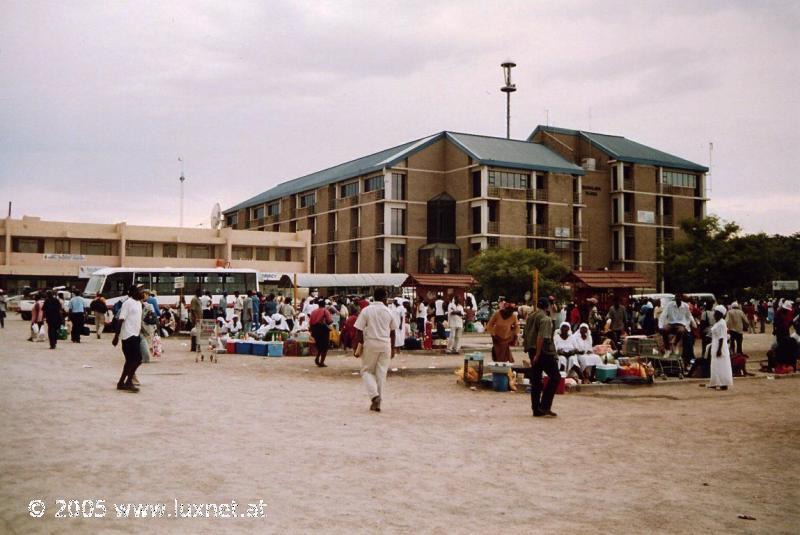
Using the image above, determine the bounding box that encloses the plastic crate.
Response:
[623,336,657,357]
[251,341,269,356]
[267,341,283,357]
[235,341,252,355]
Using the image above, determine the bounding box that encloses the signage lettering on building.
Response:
[772,280,799,291]
[583,185,601,197]
[637,210,655,224]
[43,253,87,261]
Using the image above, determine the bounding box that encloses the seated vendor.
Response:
[271,312,290,332]
[256,316,274,338]
[555,321,582,380]
[658,294,692,356]
[570,323,603,383]
[228,315,243,335]
[293,312,310,333]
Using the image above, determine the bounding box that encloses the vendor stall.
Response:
[402,273,476,302]
[560,270,651,310]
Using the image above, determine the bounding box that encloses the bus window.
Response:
[103,272,133,298]
[206,273,224,294]
[83,274,105,297]
[134,272,151,288]
[185,273,204,294]
[244,273,257,292]
[151,272,177,296]
[223,273,246,294]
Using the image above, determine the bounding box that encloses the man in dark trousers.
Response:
[42,290,63,349]
[113,286,144,393]
[524,297,559,417]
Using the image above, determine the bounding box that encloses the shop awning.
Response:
[561,270,651,289]
[277,273,408,288]
[403,273,476,288]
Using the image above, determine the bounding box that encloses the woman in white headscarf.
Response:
[571,322,603,382]
[708,305,733,390]
[554,321,580,375]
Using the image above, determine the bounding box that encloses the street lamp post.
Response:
[501,61,517,139]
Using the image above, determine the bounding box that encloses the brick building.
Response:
[224,126,708,290]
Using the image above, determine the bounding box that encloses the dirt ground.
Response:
[0,316,798,534]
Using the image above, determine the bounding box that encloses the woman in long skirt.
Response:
[708,305,733,390]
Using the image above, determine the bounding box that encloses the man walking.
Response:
[353,288,399,412]
[67,289,86,343]
[43,290,63,349]
[606,297,627,347]
[113,286,144,393]
[525,297,559,418]
[726,302,749,355]
[0,289,6,328]
[90,293,108,339]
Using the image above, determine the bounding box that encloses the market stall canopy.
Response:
[402,273,476,288]
[561,271,651,289]
[277,273,408,288]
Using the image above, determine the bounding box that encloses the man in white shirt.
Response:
[353,288,399,412]
[447,296,465,354]
[113,286,144,393]
[416,300,427,338]
[434,295,446,339]
[658,293,692,356]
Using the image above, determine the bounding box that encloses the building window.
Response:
[255,247,270,261]
[391,173,406,200]
[163,243,178,258]
[662,171,697,189]
[299,192,316,208]
[232,246,252,260]
[276,248,292,262]
[187,244,213,259]
[12,238,44,253]
[471,206,481,234]
[488,170,530,189]
[340,181,359,198]
[350,251,359,273]
[226,213,238,227]
[487,237,499,248]
[390,208,406,235]
[390,243,406,273]
[251,206,265,220]
[267,202,280,217]
[126,241,153,257]
[364,175,384,193]
[81,240,112,256]
[472,170,481,197]
[308,216,316,235]
[54,239,71,254]
[427,193,455,243]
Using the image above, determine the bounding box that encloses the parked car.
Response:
[18,286,72,320]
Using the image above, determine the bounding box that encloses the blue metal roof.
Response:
[445,132,584,175]
[528,125,709,173]
[225,130,585,214]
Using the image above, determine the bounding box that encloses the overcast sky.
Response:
[1,0,798,235]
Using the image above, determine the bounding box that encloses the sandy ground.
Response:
[0,316,798,534]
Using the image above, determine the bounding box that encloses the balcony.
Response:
[529,189,548,202]
[623,212,636,224]
[326,244,336,255]
[658,214,674,226]
[573,192,584,204]
[526,224,548,236]
[375,222,384,235]
[328,198,337,210]
[327,229,337,242]
[350,240,360,253]
[340,195,357,207]
[349,227,360,239]
[487,221,499,234]
[311,232,320,244]
[361,190,385,203]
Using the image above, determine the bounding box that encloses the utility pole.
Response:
[178,157,185,227]
[501,61,517,139]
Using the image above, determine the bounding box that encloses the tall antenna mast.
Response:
[501,60,517,139]
[178,157,185,227]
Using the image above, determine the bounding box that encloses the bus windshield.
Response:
[82,274,105,298]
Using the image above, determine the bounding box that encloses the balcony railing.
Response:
[361,190,385,203]
[328,198,337,210]
[349,227,360,239]
[658,214,674,226]
[327,244,336,255]
[526,224,547,236]
[376,222,384,235]
[327,229,337,242]
[340,195,357,207]
[350,240,360,253]
[623,212,636,223]
[573,192,583,204]
[530,189,548,201]
[487,221,499,234]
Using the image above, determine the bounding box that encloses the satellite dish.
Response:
[210,203,223,229]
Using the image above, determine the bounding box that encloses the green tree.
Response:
[466,247,570,302]
[664,216,800,299]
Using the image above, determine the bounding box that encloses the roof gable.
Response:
[529,125,709,173]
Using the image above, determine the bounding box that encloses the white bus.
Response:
[81,267,260,313]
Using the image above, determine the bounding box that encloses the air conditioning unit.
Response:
[581,158,596,171]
